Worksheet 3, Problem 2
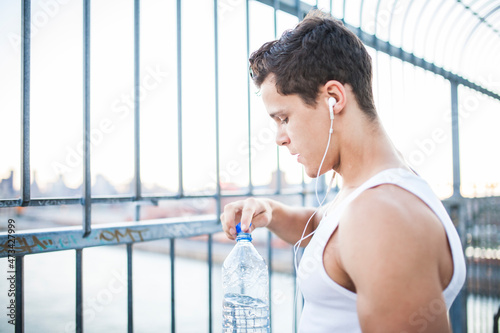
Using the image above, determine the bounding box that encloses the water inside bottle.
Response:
[222,293,270,333]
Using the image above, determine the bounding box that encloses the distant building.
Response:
[0,170,16,198]
[92,174,118,196]
[31,170,42,197]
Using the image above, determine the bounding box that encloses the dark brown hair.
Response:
[249,10,377,120]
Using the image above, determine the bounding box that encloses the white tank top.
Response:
[297,168,466,332]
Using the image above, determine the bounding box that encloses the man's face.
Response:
[260,76,335,178]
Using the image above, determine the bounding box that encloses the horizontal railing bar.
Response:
[0,189,314,207]
[1,198,485,258]
[0,215,220,257]
[1,188,477,209]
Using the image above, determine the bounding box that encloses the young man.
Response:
[220,10,465,332]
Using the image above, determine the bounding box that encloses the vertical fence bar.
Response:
[292,246,297,333]
[480,199,485,331]
[129,203,140,332]
[494,305,500,333]
[269,4,278,326]
[245,0,253,194]
[83,0,91,237]
[208,233,213,333]
[170,238,176,333]
[267,231,273,331]
[484,199,489,330]
[268,4,280,326]
[487,198,492,331]
[293,171,306,333]
[273,0,281,199]
[450,80,461,198]
[21,0,31,207]
[212,0,220,330]
[448,80,467,333]
[15,256,24,333]
[448,202,467,333]
[174,1,181,330]
[133,4,141,313]
[134,0,141,202]
[475,199,481,331]
[176,0,183,197]
[76,249,83,333]
[127,244,134,333]
[213,0,220,212]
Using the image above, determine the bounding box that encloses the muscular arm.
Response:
[339,186,452,332]
[221,198,321,246]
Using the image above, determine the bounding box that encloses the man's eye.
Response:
[280,117,288,124]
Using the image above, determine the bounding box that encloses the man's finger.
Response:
[240,204,256,232]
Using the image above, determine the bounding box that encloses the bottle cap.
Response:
[235,222,252,241]
[235,222,252,234]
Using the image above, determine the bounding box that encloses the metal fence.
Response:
[444,197,500,333]
[1,0,500,332]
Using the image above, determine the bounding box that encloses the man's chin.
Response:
[304,167,321,179]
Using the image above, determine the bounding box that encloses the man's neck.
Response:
[335,117,407,189]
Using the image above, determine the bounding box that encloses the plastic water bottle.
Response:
[222,223,270,332]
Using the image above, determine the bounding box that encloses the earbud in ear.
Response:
[328,97,337,120]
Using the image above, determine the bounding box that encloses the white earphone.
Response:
[293,95,338,266]
[292,95,338,321]
[293,97,337,318]
[328,96,336,120]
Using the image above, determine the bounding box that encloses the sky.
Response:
[0,0,499,199]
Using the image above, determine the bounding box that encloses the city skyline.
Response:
[0,167,297,199]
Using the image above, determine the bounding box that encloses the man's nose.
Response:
[276,127,290,146]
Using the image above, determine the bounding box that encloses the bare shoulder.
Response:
[340,184,445,246]
[337,184,453,331]
[338,184,449,281]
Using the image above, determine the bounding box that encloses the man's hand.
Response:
[221,198,319,245]
[220,198,273,240]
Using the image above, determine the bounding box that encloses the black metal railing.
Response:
[494,305,500,333]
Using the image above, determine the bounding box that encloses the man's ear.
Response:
[323,80,346,117]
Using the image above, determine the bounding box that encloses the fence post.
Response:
[447,79,468,333]
[448,200,467,333]
[494,306,500,333]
